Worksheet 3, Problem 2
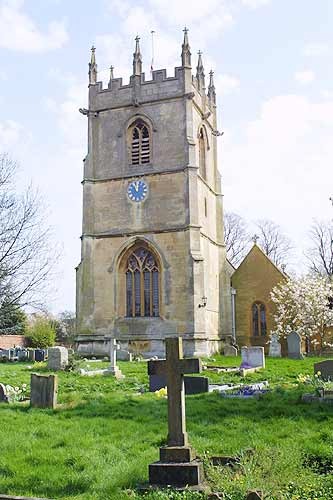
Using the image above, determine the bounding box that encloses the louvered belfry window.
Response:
[131,120,150,165]
[126,247,159,317]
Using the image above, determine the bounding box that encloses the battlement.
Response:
[87,30,217,110]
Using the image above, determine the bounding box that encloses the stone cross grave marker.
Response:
[148,336,204,487]
[105,337,123,379]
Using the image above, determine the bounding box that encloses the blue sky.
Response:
[0,0,332,313]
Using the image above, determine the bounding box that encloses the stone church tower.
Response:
[76,31,232,357]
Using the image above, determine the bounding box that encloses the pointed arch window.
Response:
[129,119,151,165]
[198,128,206,179]
[252,302,267,336]
[125,247,159,317]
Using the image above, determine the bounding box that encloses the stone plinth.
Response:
[149,460,203,486]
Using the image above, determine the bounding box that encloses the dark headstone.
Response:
[0,383,8,403]
[314,360,333,381]
[149,460,204,486]
[149,374,208,395]
[28,349,35,362]
[35,349,45,362]
[30,373,58,409]
[247,491,263,500]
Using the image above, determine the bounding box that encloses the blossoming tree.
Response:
[271,275,333,352]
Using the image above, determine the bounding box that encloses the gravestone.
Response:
[18,349,28,361]
[118,349,133,361]
[241,347,265,368]
[224,345,238,357]
[269,334,281,358]
[28,349,36,362]
[148,337,204,487]
[104,338,123,378]
[314,360,333,381]
[287,332,303,359]
[47,347,68,371]
[30,374,58,409]
[149,374,209,395]
[35,349,46,362]
[0,383,8,403]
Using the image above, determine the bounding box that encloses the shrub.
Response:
[25,316,56,348]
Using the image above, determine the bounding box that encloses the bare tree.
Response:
[224,211,250,266]
[306,219,333,279]
[255,219,293,268]
[0,153,58,309]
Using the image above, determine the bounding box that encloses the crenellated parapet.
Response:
[86,30,217,115]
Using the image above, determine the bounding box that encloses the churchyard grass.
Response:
[0,357,332,499]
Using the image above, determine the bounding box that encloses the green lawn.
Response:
[0,356,333,499]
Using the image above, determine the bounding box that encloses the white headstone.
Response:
[47,346,69,371]
[105,338,124,378]
[241,346,265,368]
[269,334,282,358]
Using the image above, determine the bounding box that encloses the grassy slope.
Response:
[0,356,332,500]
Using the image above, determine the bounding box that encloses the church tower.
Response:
[76,31,232,357]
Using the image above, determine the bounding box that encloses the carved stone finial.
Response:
[281,264,287,272]
[133,36,142,76]
[89,45,98,85]
[252,234,259,244]
[196,50,205,92]
[108,65,115,89]
[208,69,216,105]
[181,27,191,68]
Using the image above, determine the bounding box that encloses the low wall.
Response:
[0,335,27,349]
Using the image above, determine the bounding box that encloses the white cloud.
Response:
[216,74,240,95]
[294,70,315,85]
[0,120,24,150]
[0,0,68,52]
[303,42,329,57]
[222,94,333,265]
[241,0,271,8]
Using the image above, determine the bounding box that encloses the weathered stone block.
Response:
[47,347,68,371]
[30,373,58,409]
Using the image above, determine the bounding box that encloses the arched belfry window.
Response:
[125,247,159,317]
[198,128,206,179]
[129,119,151,165]
[252,302,267,337]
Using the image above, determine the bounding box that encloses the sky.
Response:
[0,0,332,314]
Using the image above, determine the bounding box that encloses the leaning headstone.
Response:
[241,347,265,368]
[247,491,263,500]
[269,334,282,358]
[30,373,58,409]
[0,383,8,403]
[314,360,333,381]
[148,337,204,487]
[224,345,238,357]
[287,332,303,359]
[47,347,68,371]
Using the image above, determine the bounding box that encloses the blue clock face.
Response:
[127,180,148,202]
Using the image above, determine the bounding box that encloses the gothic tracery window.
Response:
[125,247,159,317]
[129,119,151,165]
[198,128,206,180]
[252,302,267,336]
